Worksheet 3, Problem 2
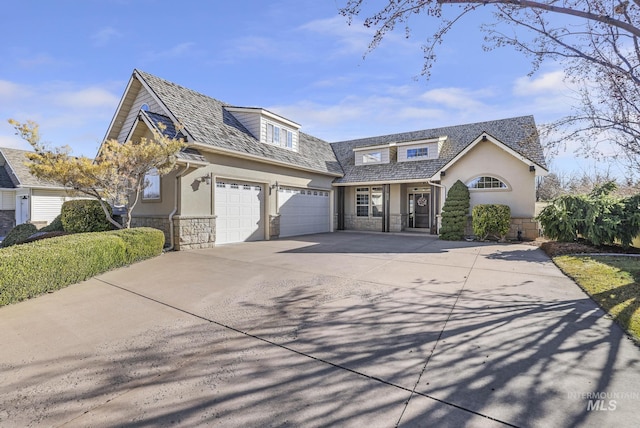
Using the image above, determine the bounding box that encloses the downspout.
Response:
[167,163,191,251]
[426,181,446,234]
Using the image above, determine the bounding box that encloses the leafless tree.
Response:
[340,0,640,173]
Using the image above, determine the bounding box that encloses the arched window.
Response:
[140,103,150,111]
[467,176,508,189]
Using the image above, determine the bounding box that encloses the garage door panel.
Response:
[278,187,330,238]
[215,181,264,244]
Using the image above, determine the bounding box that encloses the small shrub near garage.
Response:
[61,199,113,233]
[0,227,164,306]
[472,204,511,241]
[1,223,38,248]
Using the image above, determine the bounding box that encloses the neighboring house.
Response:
[0,147,80,236]
[102,70,548,250]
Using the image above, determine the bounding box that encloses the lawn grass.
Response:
[554,255,640,344]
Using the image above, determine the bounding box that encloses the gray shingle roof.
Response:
[0,147,61,188]
[136,70,342,176]
[331,116,546,184]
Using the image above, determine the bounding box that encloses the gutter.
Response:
[167,163,191,251]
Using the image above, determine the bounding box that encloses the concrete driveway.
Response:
[1,232,639,427]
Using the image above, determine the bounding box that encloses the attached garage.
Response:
[215,180,264,244]
[278,187,330,238]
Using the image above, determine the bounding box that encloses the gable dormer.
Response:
[396,136,447,162]
[353,144,393,165]
[225,107,301,152]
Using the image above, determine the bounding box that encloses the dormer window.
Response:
[407,147,428,159]
[265,121,296,151]
[354,145,389,165]
[225,107,300,152]
[363,152,382,163]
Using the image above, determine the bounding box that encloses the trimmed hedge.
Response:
[472,204,511,241]
[61,200,113,233]
[40,214,64,232]
[1,223,38,248]
[0,227,164,306]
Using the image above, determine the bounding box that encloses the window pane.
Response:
[467,176,507,189]
[286,130,293,148]
[266,124,273,143]
[274,126,280,144]
[362,152,381,163]
[371,187,383,217]
[143,168,160,199]
[356,187,369,217]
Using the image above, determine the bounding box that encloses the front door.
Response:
[409,192,430,228]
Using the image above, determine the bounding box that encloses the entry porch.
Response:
[335,182,443,234]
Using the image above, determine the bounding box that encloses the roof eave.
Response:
[188,142,343,177]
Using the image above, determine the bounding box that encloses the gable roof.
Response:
[129,70,343,176]
[0,147,62,188]
[331,116,547,184]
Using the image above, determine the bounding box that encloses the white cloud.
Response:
[92,26,123,47]
[143,42,200,62]
[513,70,568,96]
[51,87,120,109]
[0,79,122,156]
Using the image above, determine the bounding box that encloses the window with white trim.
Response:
[143,168,160,200]
[407,147,428,159]
[265,121,296,151]
[356,187,384,217]
[356,187,369,217]
[467,176,508,189]
[362,152,382,163]
[371,187,383,217]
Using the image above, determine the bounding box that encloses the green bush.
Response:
[1,223,38,248]
[537,182,640,247]
[472,204,511,241]
[0,227,164,306]
[440,180,470,240]
[40,214,65,232]
[61,200,112,233]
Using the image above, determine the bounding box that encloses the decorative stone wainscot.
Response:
[509,218,540,241]
[464,217,539,241]
[269,214,280,239]
[173,215,216,250]
[345,215,383,232]
[131,216,171,245]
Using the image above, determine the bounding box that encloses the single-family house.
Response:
[0,147,81,236]
[103,70,548,250]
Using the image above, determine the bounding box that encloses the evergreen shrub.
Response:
[440,180,470,240]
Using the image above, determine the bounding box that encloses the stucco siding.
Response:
[441,140,536,217]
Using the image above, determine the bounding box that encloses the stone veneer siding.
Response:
[344,215,383,232]
[131,215,216,250]
[0,210,15,236]
[173,215,216,250]
[464,217,540,241]
[269,214,280,239]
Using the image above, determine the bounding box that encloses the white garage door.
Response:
[215,181,264,244]
[278,187,330,238]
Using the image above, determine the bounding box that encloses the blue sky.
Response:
[0,0,619,177]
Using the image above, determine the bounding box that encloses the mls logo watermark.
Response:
[567,391,640,412]
[586,398,617,412]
